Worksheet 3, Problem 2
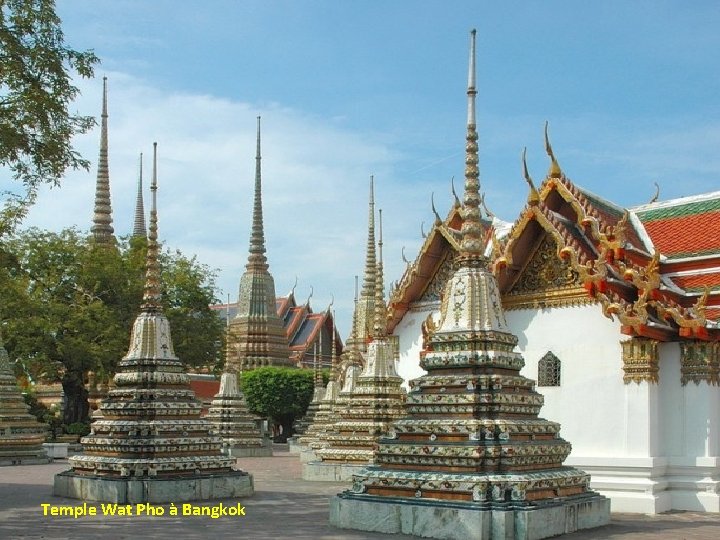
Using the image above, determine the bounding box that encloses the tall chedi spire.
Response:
[90,77,115,245]
[307,207,405,481]
[55,144,253,503]
[228,117,292,371]
[132,153,147,238]
[0,330,51,465]
[331,30,609,539]
[346,177,377,353]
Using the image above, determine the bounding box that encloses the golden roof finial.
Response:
[522,147,540,206]
[141,142,162,311]
[480,192,495,219]
[459,28,484,256]
[544,121,562,178]
[431,192,442,225]
[420,221,427,239]
[305,285,314,307]
[450,176,461,208]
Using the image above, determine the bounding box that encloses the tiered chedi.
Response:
[293,343,325,436]
[206,371,271,457]
[331,30,609,539]
[90,77,115,245]
[311,210,405,469]
[0,333,50,465]
[227,117,293,371]
[297,311,341,448]
[55,144,253,503]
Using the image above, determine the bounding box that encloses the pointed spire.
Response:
[459,29,484,257]
[91,76,115,244]
[313,341,321,387]
[373,209,387,339]
[522,147,540,206]
[132,153,147,238]
[247,116,268,271]
[361,176,377,299]
[141,143,162,312]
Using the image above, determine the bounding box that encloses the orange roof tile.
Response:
[641,210,720,258]
[670,272,720,292]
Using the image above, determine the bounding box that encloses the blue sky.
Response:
[12,1,720,337]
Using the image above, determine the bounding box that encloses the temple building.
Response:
[387,100,720,516]
[55,144,253,503]
[331,30,609,539]
[213,292,343,368]
[0,333,50,465]
[225,117,294,371]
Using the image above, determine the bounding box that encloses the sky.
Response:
[6,1,720,338]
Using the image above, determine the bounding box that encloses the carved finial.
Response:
[522,147,540,206]
[91,76,115,244]
[141,142,161,311]
[305,285,314,307]
[544,121,562,178]
[132,153,147,238]
[450,176,460,207]
[649,182,660,204]
[247,116,268,271]
[420,221,427,239]
[431,192,442,225]
[480,192,495,219]
[459,28,484,256]
[290,275,298,296]
[401,246,410,265]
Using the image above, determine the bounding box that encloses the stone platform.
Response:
[330,492,611,540]
[54,470,254,504]
[299,448,319,463]
[287,436,304,454]
[302,461,366,482]
[228,445,273,458]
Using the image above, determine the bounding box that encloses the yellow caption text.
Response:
[40,502,246,519]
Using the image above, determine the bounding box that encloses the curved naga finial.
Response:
[290,275,298,296]
[431,192,442,225]
[420,221,427,239]
[450,176,461,207]
[401,246,410,265]
[305,285,313,306]
[544,121,562,178]
[648,182,660,204]
[522,147,540,206]
[480,192,495,219]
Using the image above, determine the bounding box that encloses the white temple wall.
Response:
[506,304,625,457]
[394,305,434,387]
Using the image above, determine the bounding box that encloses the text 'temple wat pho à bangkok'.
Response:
[1,11,720,540]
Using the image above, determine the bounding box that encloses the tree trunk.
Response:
[61,370,90,425]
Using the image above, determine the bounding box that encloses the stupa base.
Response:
[286,437,305,454]
[303,461,367,482]
[54,470,254,504]
[299,448,319,463]
[330,492,610,540]
[227,445,273,458]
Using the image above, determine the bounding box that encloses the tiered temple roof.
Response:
[57,145,251,502]
[0,333,50,465]
[227,117,293,371]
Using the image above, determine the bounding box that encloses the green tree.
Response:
[240,367,315,441]
[0,0,99,236]
[0,228,224,425]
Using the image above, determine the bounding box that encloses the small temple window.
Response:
[537,352,561,387]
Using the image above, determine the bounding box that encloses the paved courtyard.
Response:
[1,445,719,539]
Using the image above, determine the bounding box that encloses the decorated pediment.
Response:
[502,233,590,310]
